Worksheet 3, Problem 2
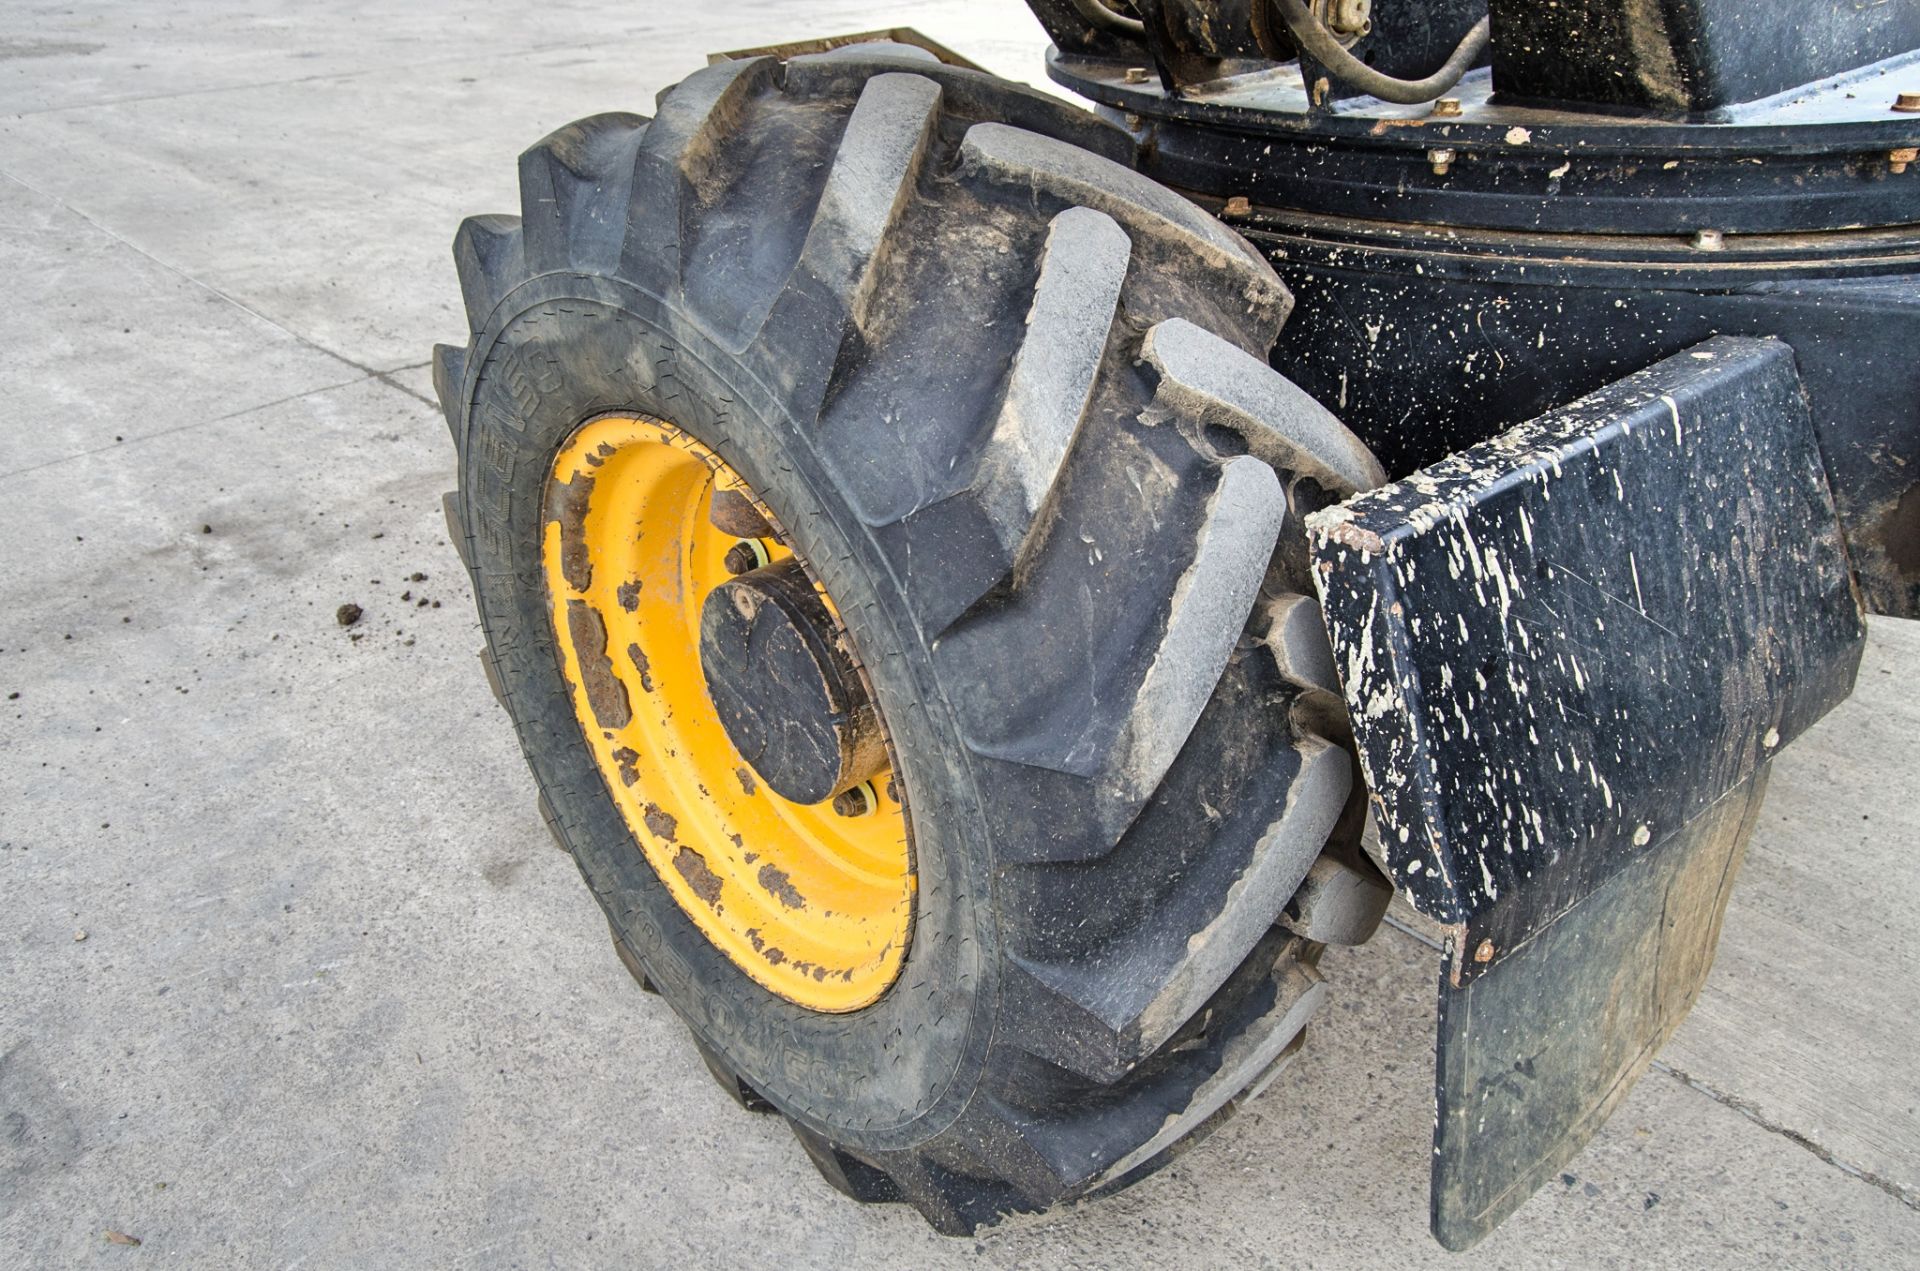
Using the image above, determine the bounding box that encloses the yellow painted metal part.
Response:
[541,416,913,1012]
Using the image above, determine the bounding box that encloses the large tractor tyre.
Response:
[435,44,1385,1233]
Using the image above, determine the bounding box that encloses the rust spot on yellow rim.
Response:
[542,415,913,1011]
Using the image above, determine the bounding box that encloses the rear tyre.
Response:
[437,44,1384,1233]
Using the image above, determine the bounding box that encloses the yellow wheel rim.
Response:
[542,415,913,1012]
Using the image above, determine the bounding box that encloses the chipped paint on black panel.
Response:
[1308,335,1863,942]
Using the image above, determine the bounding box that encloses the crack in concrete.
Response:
[363,363,438,410]
[1651,1058,1920,1213]
[0,168,437,410]
[0,363,432,485]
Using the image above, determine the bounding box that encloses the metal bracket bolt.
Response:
[1428,147,1456,175]
[1320,0,1374,39]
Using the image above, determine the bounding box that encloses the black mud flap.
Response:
[1306,336,1865,1249]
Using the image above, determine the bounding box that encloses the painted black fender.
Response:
[1307,336,1865,1248]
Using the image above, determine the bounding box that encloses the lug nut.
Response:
[1427,147,1456,175]
[723,540,767,576]
[1474,939,1495,963]
[1891,147,1918,175]
[1223,195,1251,216]
[1690,227,1725,252]
[832,784,875,817]
[1123,66,1149,84]
[1894,91,1920,113]
[1431,97,1462,117]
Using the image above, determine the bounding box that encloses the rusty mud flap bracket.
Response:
[1306,336,1865,1250]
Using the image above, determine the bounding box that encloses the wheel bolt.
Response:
[832,784,875,817]
[723,540,767,576]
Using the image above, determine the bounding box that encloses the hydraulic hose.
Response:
[1068,0,1147,38]
[1269,0,1490,104]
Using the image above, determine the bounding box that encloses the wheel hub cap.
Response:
[699,558,889,806]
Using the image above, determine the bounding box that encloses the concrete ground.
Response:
[2,2,1916,1265]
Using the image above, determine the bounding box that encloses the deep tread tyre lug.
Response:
[783,46,1135,164]
[957,121,1289,340]
[622,57,780,290]
[967,455,1288,855]
[1262,592,1343,696]
[789,1124,904,1204]
[1143,317,1387,496]
[451,213,523,332]
[518,112,649,274]
[534,790,567,854]
[693,1039,775,1113]
[477,646,506,707]
[751,72,943,416]
[881,204,1131,636]
[1004,737,1348,1081]
[609,928,661,995]
[431,343,467,444]
[442,491,470,572]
